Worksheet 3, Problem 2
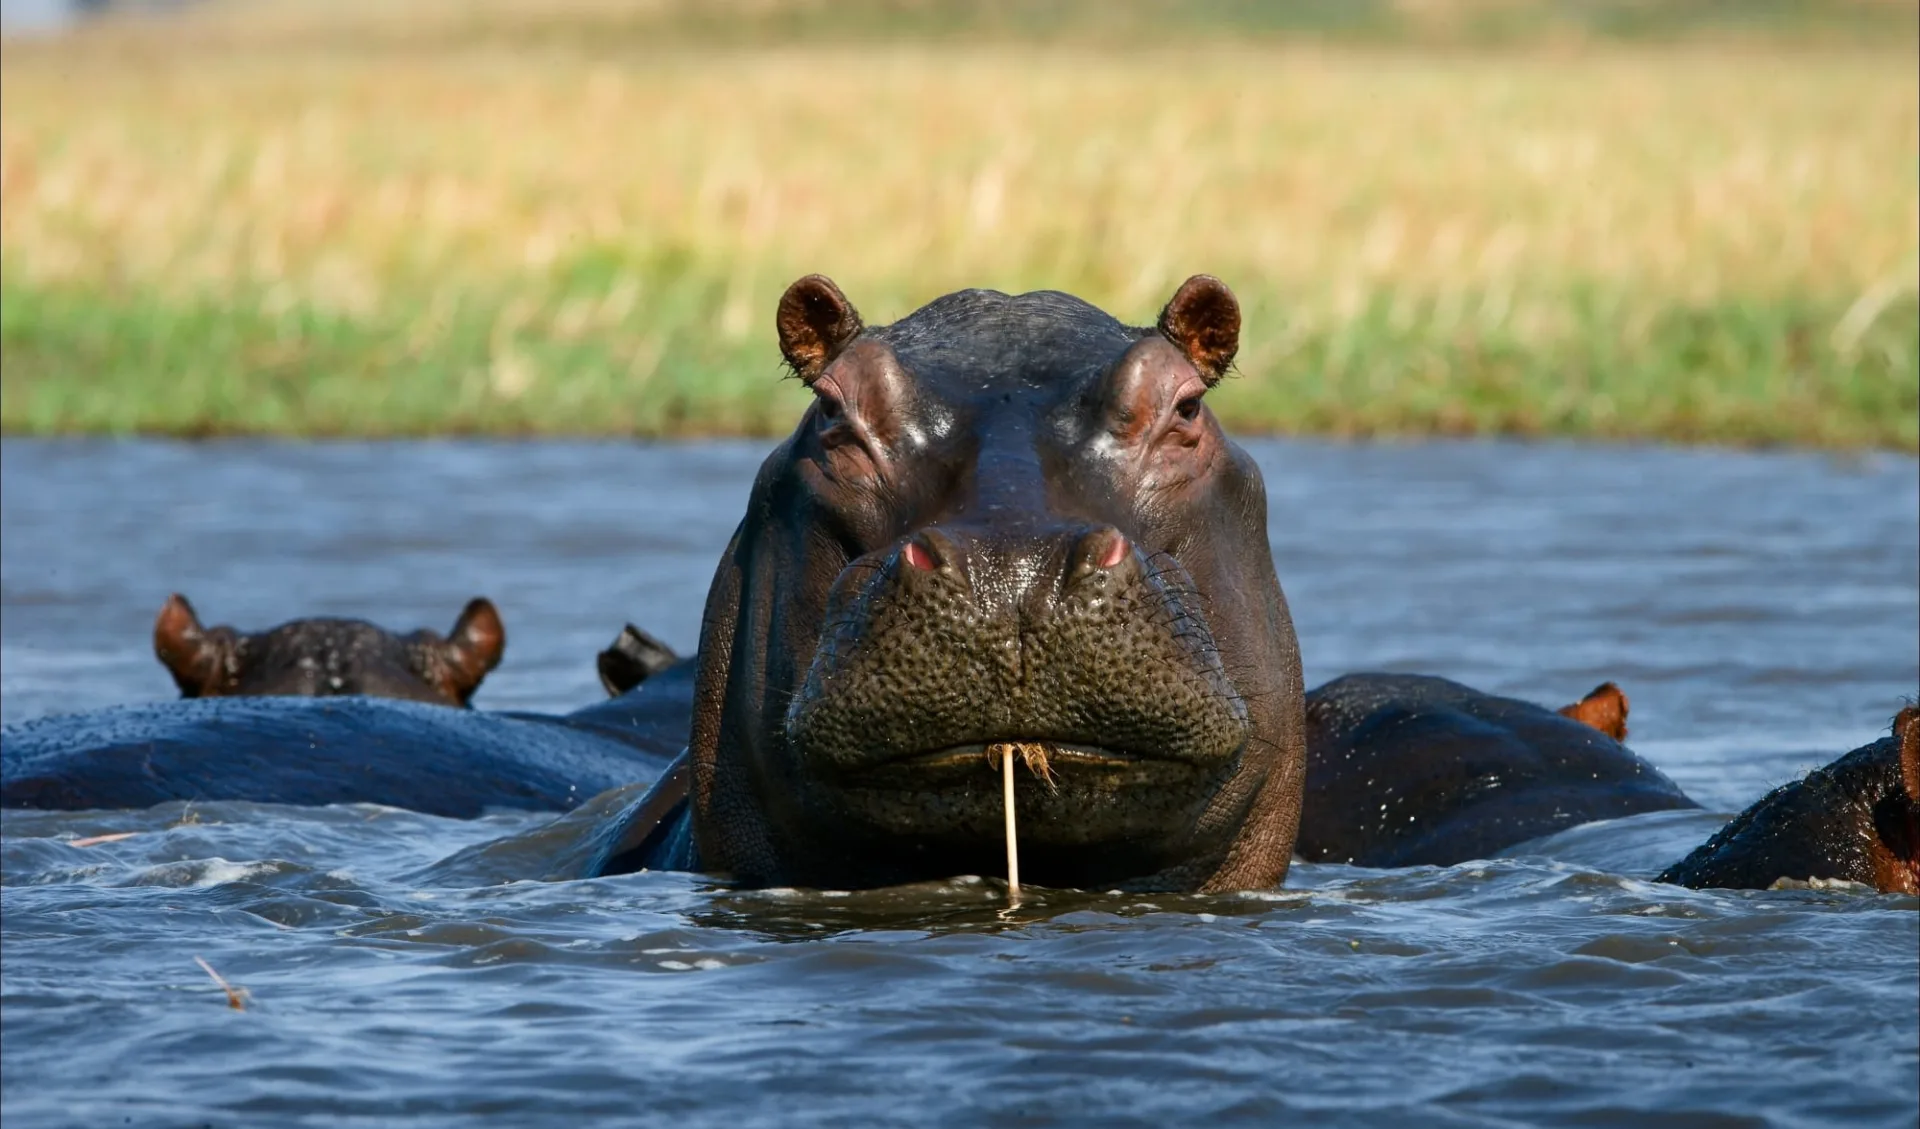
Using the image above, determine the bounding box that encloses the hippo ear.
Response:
[776,274,863,383]
[1557,682,1629,741]
[597,623,681,698]
[1897,705,1919,804]
[153,594,230,698]
[1157,274,1240,385]
[439,597,506,703]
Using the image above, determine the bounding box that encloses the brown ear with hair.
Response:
[1157,274,1241,385]
[1896,705,1919,805]
[1557,682,1629,742]
[438,597,506,704]
[153,594,230,698]
[775,274,863,383]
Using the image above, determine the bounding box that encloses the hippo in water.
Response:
[1290,674,1917,893]
[153,594,506,706]
[1294,674,1695,868]
[0,657,695,819]
[1,599,689,817]
[1658,706,1919,894]
[627,273,1309,893]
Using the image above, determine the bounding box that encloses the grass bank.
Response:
[2,4,1915,447]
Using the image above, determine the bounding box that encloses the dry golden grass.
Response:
[2,13,1915,445]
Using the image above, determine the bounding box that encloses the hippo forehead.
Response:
[870,289,1144,403]
[246,619,423,678]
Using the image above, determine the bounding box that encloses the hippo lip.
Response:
[855,737,1237,775]
[897,742,1154,769]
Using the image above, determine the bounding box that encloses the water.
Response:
[3,437,1916,1127]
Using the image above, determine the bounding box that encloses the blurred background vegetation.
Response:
[2,0,1915,447]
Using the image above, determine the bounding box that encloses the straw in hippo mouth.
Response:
[985,741,1062,899]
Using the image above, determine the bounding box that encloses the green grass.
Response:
[7,273,1911,447]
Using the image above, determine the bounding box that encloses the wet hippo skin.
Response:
[1,662,694,818]
[1658,706,1919,894]
[1294,673,1698,868]
[1291,675,1917,893]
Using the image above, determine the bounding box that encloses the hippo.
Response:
[3,600,692,817]
[153,594,506,706]
[1658,706,1919,894]
[610,273,1311,893]
[1294,674,1696,868]
[0,659,694,818]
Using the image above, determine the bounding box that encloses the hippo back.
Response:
[1297,673,1697,868]
[0,673,692,817]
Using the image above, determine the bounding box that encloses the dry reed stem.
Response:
[193,956,251,1011]
[988,741,1064,899]
[67,832,138,848]
[997,743,1020,898]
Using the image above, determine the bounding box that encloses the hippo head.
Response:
[686,274,1306,893]
[1871,705,1920,893]
[152,595,505,707]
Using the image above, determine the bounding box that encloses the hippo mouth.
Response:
[844,736,1235,796]
[896,741,1163,770]
[834,733,1241,780]
[796,733,1243,883]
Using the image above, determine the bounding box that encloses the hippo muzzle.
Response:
[783,521,1252,863]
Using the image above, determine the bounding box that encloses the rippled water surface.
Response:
[3,438,1916,1127]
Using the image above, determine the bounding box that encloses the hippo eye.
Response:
[817,394,844,423]
[1174,396,1202,423]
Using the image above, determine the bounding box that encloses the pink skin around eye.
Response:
[902,541,937,571]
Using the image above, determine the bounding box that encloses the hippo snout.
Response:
[783,521,1251,781]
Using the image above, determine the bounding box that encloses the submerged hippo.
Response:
[1295,674,1695,868]
[1658,706,1919,894]
[0,659,694,818]
[153,594,506,706]
[3,599,688,816]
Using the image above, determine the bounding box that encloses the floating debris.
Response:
[193,956,251,1011]
[67,832,138,848]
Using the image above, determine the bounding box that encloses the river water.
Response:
[2,437,1916,1127]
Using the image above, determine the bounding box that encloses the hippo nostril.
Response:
[902,539,939,572]
[1072,527,1130,575]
